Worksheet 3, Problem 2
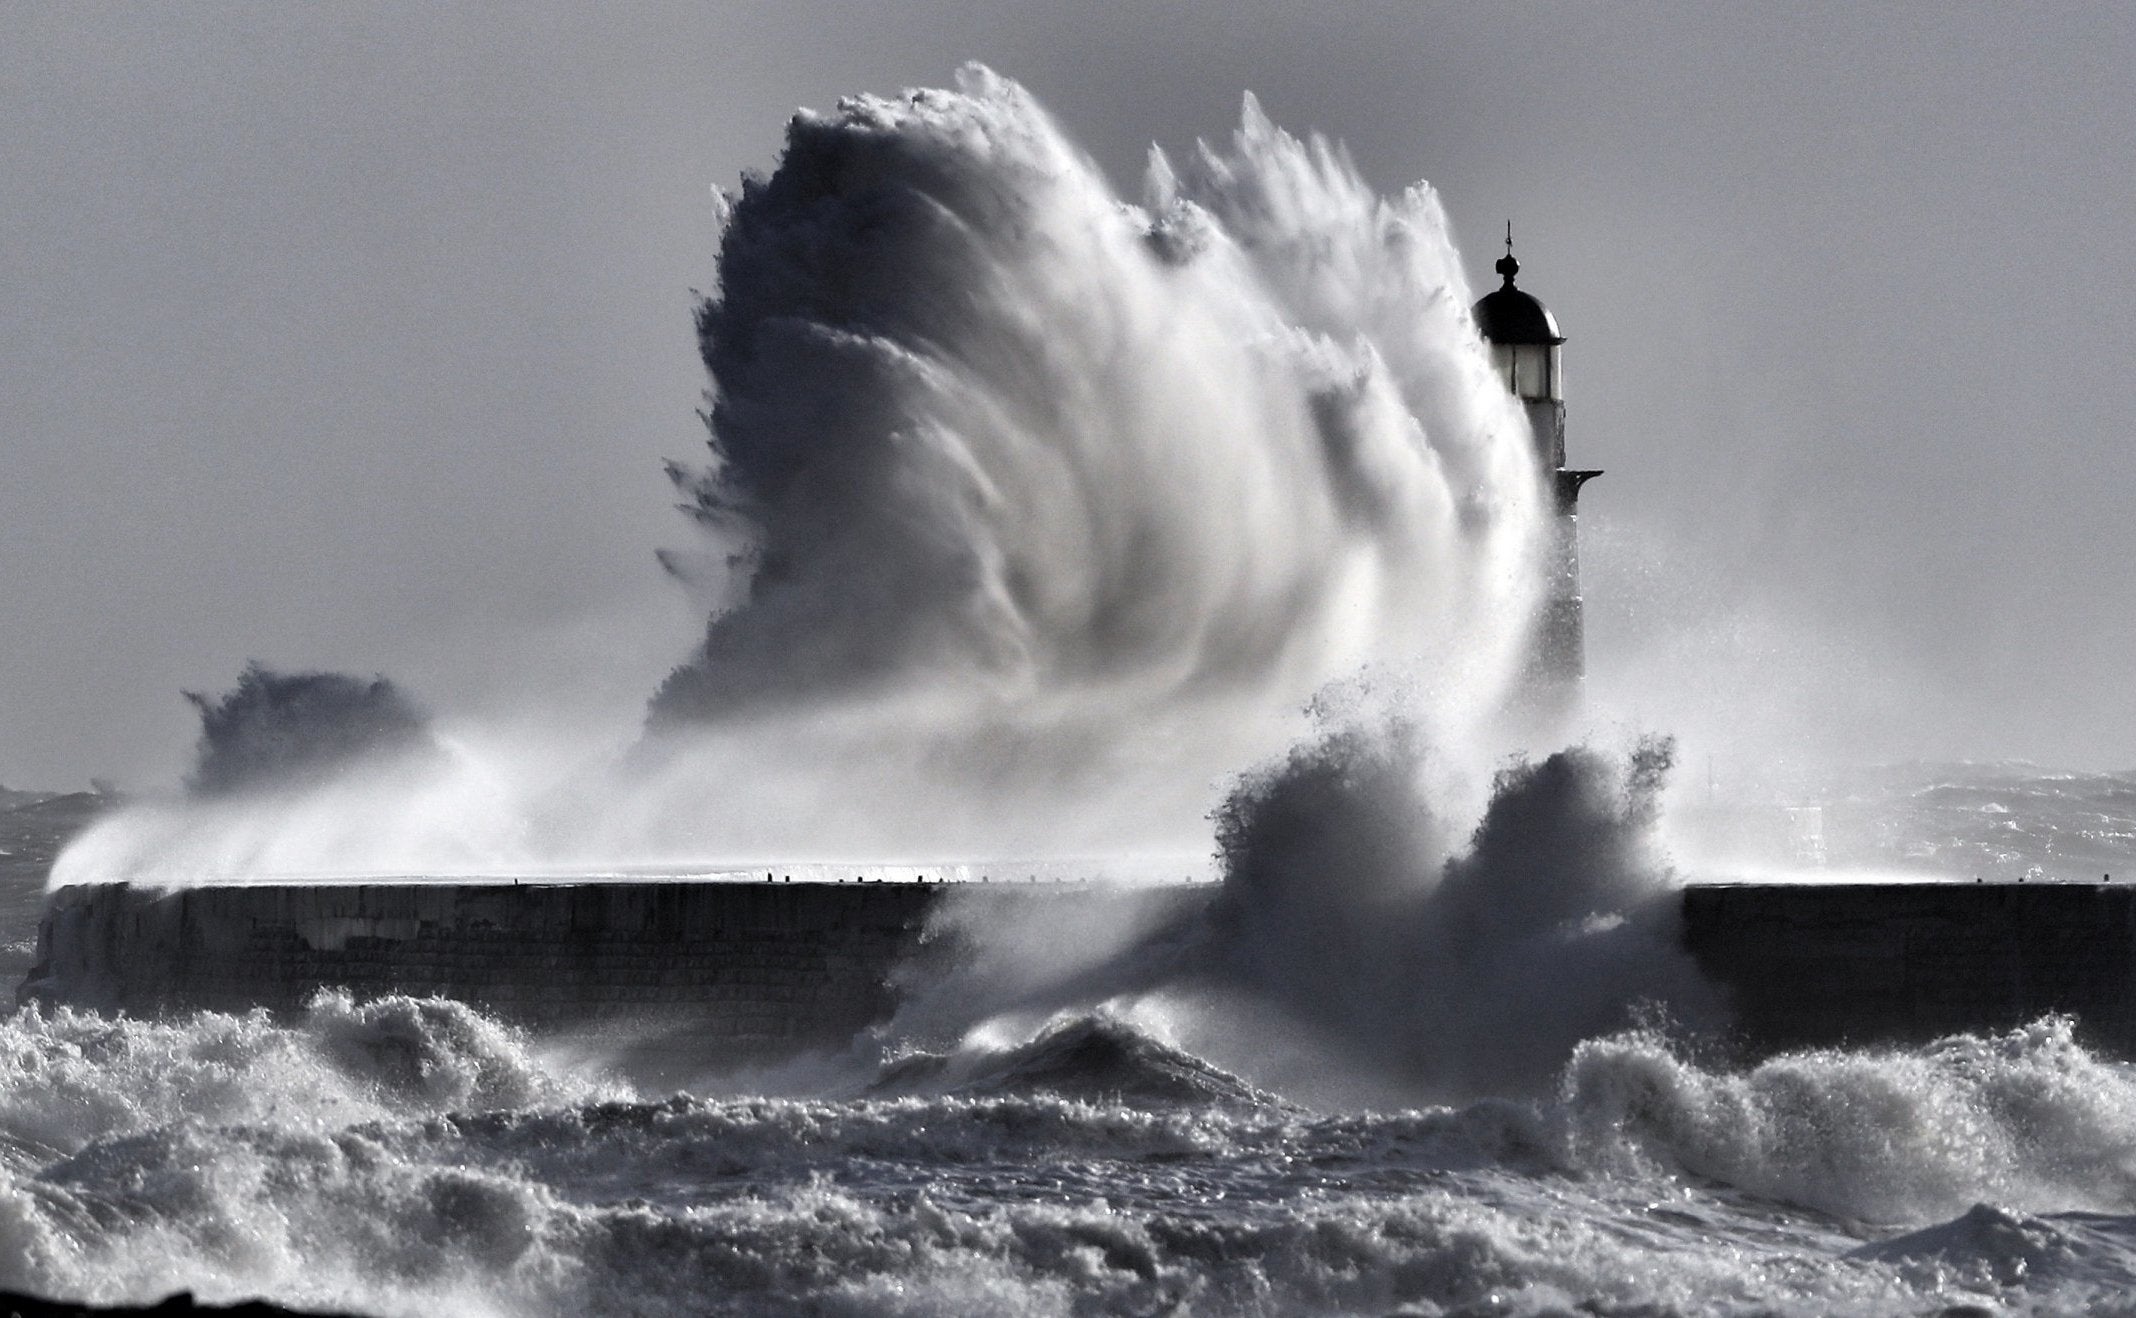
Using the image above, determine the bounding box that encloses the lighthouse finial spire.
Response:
[1494,220,1519,286]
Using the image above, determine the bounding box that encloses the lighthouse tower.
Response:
[1472,227,1601,691]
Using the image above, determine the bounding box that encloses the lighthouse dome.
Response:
[1472,253,1563,345]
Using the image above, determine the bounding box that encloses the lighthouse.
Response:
[1473,227,1600,692]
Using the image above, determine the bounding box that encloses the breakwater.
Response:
[27,878,2136,1060]
[21,878,1210,1059]
[1683,881,2136,1053]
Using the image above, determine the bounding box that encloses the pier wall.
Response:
[29,879,2136,1060]
[22,880,1207,1058]
[1682,882,2136,1053]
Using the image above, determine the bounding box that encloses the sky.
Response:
[5,1,2134,787]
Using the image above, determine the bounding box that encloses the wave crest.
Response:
[1562,1016,2136,1222]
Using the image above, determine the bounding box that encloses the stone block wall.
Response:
[43,877,2136,1063]
[1681,881,2136,1054]
[22,880,1177,1058]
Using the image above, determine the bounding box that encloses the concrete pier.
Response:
[1682,881,2136,1053]
[22,878,1209,1059]
[27,877,2136,1060]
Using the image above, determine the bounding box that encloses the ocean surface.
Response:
[8,763,2136,1317]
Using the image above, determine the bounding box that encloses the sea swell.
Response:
[3,996,2136,1314]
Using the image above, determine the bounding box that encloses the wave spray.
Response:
[59,66,1548,877]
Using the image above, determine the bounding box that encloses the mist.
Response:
[53,70,1550,884]
[9,5,2135,790]
[875,721,1718,1107]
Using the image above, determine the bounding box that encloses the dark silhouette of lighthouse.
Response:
[1473,225,1600,693]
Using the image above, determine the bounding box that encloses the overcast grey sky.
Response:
[5,2,2133,786]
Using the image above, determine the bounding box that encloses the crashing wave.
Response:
[867,1012,1281,1107]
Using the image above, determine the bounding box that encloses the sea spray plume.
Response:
[886,722,1719,1106]
[1208,719,1447,1036]
[55,70,1544,876]
[873,880,1216,1067]
[1198,726,1714,1102]
[642,67,1543,848]
[182,663,437,797]
[50,666,533,885]
[1150,94,1524,509]
[1414,736,1719,1094]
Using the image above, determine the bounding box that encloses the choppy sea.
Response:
[8,762,2136,1317]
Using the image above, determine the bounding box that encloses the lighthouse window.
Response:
[1499,344,1557,402]
[1488,342,1564,402]
[1489,343,1516,394]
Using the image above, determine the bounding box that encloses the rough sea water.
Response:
[13,922,2136,1316]
[17,68,2136,1315]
